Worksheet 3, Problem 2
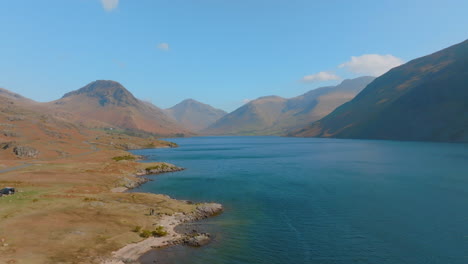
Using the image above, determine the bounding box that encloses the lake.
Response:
[131,136,468,264]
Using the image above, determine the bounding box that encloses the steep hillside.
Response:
[0,87,35,103]
[45,80,189,137]
[0,92,89,161]
[291,39,468,142]
[165,99,227,132]
[203,77,374,135]
[0,89,200,264]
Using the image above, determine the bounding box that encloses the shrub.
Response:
[140,230,152,238]
[145,164,169,173]
[145,165,160,173]
[145,142,155,148]
[112,155,136,162]
[152,226,168,237]
[132,226,142,233]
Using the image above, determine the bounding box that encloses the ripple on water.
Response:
[133,137,468,264]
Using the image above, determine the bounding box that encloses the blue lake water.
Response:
[131,136,468,264]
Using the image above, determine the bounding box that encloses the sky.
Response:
[0,0,467,112]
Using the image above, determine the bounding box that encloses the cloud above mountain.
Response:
[301,71,341,83]
[101,0,119,11]
[157,43,170,51]
[339,54,404,76]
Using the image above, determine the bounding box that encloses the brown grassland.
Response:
[0,96,198,264]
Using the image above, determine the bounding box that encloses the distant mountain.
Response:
[0,87,34,103]
[165,99,227,132]
[46,80,189,136]
[203,76,375,135]
[291,39,468,142]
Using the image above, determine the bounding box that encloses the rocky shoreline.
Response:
[104,159,223,264]
[102,203,223,264]
[110,162,185,193]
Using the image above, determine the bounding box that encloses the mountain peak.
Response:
[204,76,374,136]
[254,95,285,102]
[62,80,138,106]
[339,76,375,86]
[179,98,200,105]
[166,99,227,132]
[183,98,197,102]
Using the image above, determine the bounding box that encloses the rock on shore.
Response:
[182,233,211,247]
[138,162,185,175]
[103,203,223,264]
[192,203,223,219]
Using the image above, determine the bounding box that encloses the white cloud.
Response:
[101,0,119,11]
[242,99,251,104]
[339,54,404,76]
[157,43,170,51]
[301,71,341,83]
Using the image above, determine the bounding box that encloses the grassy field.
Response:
[0,134,196,264]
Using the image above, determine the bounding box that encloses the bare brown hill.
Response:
[0,88,32,101]
[0,91,205,263]
[44,80,190,137]
[0,93,89,161]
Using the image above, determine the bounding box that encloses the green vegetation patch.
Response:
[139,229,152,238]
[112,155,136,162]
[137,226,168,238]
[152,225,168,237]
[132,226,142,233]
[145,163,170,173]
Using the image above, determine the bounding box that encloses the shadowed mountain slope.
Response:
[203,77,375,135]
[291,39,468,142]
[165,99,227,132]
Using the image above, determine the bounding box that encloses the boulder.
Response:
[183,233,211,247]
[13,146,39,158]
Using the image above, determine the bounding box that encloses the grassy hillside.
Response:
[292,39,468,142]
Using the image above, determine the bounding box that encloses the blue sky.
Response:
[0,0,467,112]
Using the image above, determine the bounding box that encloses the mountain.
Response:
[203,76,375,135]
[165,99,227,132]
[291,39,468,142]
[45,80,189,136]
[0,91,89,160]
[0,87,35,103]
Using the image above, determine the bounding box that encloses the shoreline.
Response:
[110,161,185,193]
[103,152,223,264]
[0,133,223,263]
[103,203,223,264]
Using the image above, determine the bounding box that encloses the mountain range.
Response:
[291,39,468,142]
[1,39,467,143]
[43,80,189,137]
[165,99,227,132]
[203,76,375,135]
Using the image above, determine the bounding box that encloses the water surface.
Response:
[131,137,468,264]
